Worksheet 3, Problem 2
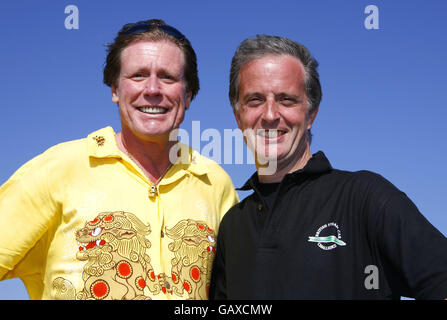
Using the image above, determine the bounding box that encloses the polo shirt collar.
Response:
[159,147,209,185]
[87,126,122,159]
[87,127,209,183]
[238,151,333,191]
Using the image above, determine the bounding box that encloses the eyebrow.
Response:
[275,93,303,101]
[241,92,304,101]
[242,92,262,98]
[126,66,182,78]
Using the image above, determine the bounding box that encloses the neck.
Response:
[115,129,175,183]
[256,144,313,184]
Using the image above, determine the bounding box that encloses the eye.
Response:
[160,73,176,82]
[131,72,148,80]
[245,95,264,107]
[90,227,102,237]
[280,96,298,106]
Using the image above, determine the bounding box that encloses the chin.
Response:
[131,129,168,141]
[256,144,286,160]
[254,150,279,166]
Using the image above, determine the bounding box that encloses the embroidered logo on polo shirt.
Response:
[308,222,346,250]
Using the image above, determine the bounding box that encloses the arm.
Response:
[373,191,447,299]
[0,156,58,281]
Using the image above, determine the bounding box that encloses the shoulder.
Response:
[43,138,87,159]
[219,191,255,226]
[30,137,88,172]
[328,170,412,230]
[323,168,401,194]
[30,126,117,172]
[187,146,235,186]
[0,136,89,201]
[3,131,96,187]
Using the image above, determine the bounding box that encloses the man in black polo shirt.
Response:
[209,35,447,299]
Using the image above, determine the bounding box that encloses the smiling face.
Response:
[112,40,192,143]
[235,54,318,174]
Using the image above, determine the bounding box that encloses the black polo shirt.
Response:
[210,151,447,299]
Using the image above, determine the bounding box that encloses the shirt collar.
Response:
[87,126,122,159]
[159,146,209,185]
[238,151,333,191]
[87,127,209,183]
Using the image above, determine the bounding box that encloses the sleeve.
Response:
[209,219,227,300]
[208,164,239,224]
[0,156,58,280]
[217,178,239,221]
[373,191,447,299]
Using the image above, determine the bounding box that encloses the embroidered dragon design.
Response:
[52,214,216,300]
[52,211,160,300]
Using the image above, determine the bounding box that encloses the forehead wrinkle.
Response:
[120,40,185,74]
[241,75,305,98]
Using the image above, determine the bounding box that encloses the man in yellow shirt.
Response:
[0,19,238,300]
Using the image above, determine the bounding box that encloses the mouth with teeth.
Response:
[78,239,106,252]
[77,226,106,251]
[137,106,168,114]
[257,129,287,138]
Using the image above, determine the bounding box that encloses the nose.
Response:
[144,76,161,96]
[261,99,280,123]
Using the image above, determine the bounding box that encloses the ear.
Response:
[233,108,243,130]
[307,105,319,130]
[112,85,119,104]
[185,91,192,110]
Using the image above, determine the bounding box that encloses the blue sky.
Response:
[0,0,446,299]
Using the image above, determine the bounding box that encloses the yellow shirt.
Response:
[0,127,239,300]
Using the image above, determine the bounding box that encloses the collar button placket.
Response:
[149,184,157,197]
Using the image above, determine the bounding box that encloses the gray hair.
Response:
[229,35,322,114]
